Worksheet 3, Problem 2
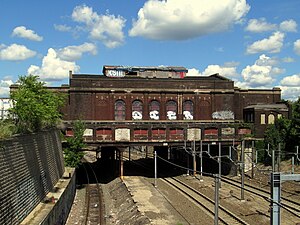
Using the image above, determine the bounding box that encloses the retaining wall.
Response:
[0,130,65,225]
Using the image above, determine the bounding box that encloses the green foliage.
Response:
[63,120,86,168]
[263,98,300,160]
[9,75,65,133]
[0,119,16,139]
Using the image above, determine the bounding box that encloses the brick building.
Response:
[60,65,288,145]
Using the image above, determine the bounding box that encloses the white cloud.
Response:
[187,68,202,76]
[0,44,36,61]
[129,0,250,40]
[187,64,238,78]
[241,54,283,87]
[280,74,300,86]
[246,31,284,54]
[54,24,72,32]
[12,26,43,41]
[279,19,297,32]
[282,57,295,63]
[27,48,80,81]
[245,18,277,33]
[0,77,14,97]
[56,42,97,61]
[71,5,126,48]
[201,65,239,78]
[279,86,300,101]
[294,39,300,55]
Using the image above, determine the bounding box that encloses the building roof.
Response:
[102,65,188,73]
[244,103,288,111]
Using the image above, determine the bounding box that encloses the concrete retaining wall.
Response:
[0,130,65,225]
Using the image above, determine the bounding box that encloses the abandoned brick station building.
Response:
[55,65,289,145]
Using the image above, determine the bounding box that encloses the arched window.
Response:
[149,100,160,120]
[132,100,143,120]
[115,100,126,120]
[268,114,275,124]
[166,100,177,120]
[183,100,194,120]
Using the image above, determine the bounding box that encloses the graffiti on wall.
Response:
[149,110,159,120]
[167,111,177,120]
[132,111,143,120]
[183,111,193,120]
[212,110,234,120]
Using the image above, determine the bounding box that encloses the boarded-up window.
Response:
[149,100,160,120]
[134,129,148,135]
[96,128,112,136]
[238,128,251,135]
[204,128,218,136]
[169,128,184,140]
[183,100,194,120]
[268,114,275,124]
[83,129,93,137]
[166,100,177,120]
[115,100,126,120]
[132,100,143,120]
[96,128,112,140]
[261,114,266,124]
[152,128,166,135]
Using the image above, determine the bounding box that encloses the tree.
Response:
[9,75,65,133]
[63,120,86,168]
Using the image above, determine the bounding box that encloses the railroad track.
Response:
[82,157,105,225]
[221,176,300,218]
[162,177,249,225]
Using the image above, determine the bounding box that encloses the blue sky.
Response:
[1,0,300,100]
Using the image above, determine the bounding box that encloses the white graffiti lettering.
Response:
[167,111,177,120]
[212,111,234,120]
[183,111,193,120]
[132,111,143,120]
[149,110,159,120]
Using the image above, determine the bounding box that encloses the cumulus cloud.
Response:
[279,86,300,101]
[0,77,14,97]
[282,57,295,63]
[245,18,277,33]
[241,54,283,87]
[12,26,43,41]
[187,64,238,78]
[294,39,300,55]
[187,68,202,76]
[27,48,80,81]
[280,74,300,86]
[129,0,250,40]
[279,19,297,32]
[246,31,284,54]
[56,42,97,61]
[0,44,36,61]
[71,5,126,48]
[54,24,72,32]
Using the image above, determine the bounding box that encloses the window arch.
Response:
[166,100,177,120]
[268,114,275,124]
[132,100,143,120]
[183,100,194,120]
[115,100,126,120]
[149,100,160,120]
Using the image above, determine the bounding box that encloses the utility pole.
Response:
[214,174,220,225]
[241,140,245,201]
[218,142,222,188]
[193,139,196,176]
[200,140,203,181]
[154,151,157,187]
[270,172,300,225]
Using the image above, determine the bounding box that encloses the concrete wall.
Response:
[0,130,65,225]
